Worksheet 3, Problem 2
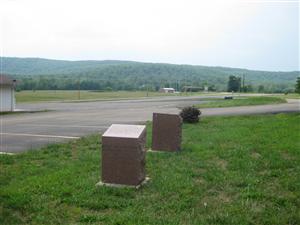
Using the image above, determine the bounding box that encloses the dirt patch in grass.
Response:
[210,157,228,170]
[251,151,261,159]
[280,152,294,161]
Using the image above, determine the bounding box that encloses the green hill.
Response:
[1,57,298,92]
[2,57,134,75]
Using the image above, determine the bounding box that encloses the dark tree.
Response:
[243,84,253,93]
[258,85,265,93]
[295,77,300,94]
[227,76,241,92]
[208,85,216,91]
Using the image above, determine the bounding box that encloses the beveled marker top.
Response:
[102,124,146,138]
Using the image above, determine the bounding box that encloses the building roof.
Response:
[0,74,16,85]
[161,88,175,90]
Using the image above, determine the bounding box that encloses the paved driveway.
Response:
[1,95,299,153]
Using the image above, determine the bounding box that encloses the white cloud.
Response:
[0,0,298,70]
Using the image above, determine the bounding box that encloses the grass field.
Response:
[279,93,300,99]
[15,90,185,103]
[15,90,298,106]
[197,96,286,108]
[0,112,20,116]
[15,90,229,103]
[15,90,180,103]
[0,110,49,116]
[1,113,300,224]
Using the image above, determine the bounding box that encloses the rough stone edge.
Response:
[96,177,150,189]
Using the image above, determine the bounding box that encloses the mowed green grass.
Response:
[1,113,300,224]
[15,90,181,103]
[15,90,226,103]
[279,93,300,99]
[197,96,286,108]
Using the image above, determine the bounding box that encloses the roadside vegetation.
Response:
[197,96,286,108]
[0,112,20,116]
[0,110,49,116]
[1,113,299,224]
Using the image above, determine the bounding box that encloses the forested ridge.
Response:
[2,57,298,92]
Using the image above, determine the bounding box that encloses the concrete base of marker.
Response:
[96,177,150,189]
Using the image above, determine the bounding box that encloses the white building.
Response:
[0,75,16,112]
[159,88,175,93]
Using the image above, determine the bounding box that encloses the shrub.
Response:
[180,106,201,123]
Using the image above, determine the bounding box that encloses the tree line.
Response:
[15,75,298,93]
[3,57,298,93]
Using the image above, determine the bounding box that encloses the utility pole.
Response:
[146,83,149,97]
[242,74,245,93]
[239,76,241,95]
[77,78,80,100]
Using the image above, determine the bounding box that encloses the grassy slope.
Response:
[280,93,300,99]
[15,90,221,103]
[1,114,300,224]
[0,112,20,116]
[15,91,295,105]
[15,90,180,103]
[197,96,286,108]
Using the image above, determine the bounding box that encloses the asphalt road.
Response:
[1,95,299,153]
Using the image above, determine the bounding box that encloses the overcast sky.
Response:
[0,0,299,71]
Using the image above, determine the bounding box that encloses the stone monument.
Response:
[152,113,182,152]
[101,124,146,186]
